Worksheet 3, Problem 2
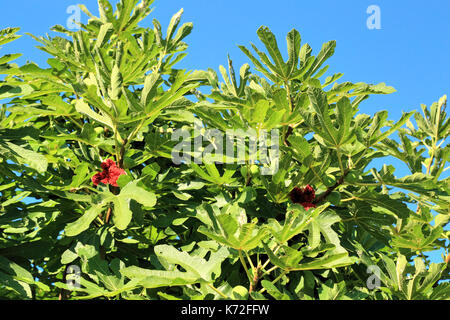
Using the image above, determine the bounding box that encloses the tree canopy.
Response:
[0,0,448,300]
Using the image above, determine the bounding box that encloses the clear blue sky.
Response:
[1,0,449,121]
[1,0,449,262]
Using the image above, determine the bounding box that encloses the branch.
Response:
[249,265,262,294]
[283,125,294,147]
[313,169,350,204]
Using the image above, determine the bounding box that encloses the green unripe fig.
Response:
[322,174,336,187]
[346,171,359,183]
[250,165,259,175]
[240,166,248,178]
[328,191,341,205]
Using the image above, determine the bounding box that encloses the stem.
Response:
[249,265,262,294]
[284,80,294,113]
[125,119,145,150]
[95,216,104,226]
[283,80,295,146]
[353,148,369,168]
[271,270,288,285]
[113,123,122,166]
[261,244,280,270]
[207,283,229,299]
[426,155,434,175]
[68,116,84,130]
[260,265,278,278]
[259,270,288,294]
[336,147,345,174]
[105,206,112,224]
[245,251,255,271]
[340,196,357,202]
[85,186,100,193]
[239,250,253,283]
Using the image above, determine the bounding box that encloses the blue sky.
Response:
[1,1,449,263]
[1,0,449,121]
